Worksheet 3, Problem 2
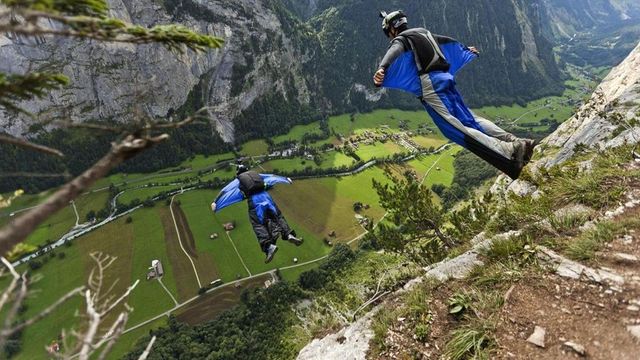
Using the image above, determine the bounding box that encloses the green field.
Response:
[6,204,76,249]
[178,152,235,170]
[241,139,269,157]
[412,135,448,149]
[355,142,406,162]
[118,185,178,205]
[328,110,436,137]
[73,190,110,221]
[261,152,356,173]
[474,73,597,131]
[272,122,326,144]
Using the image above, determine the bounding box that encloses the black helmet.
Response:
[380,10,407,37]
[236,164,249,176]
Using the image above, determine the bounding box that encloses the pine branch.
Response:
[2,0,109,17]
[0,72,69,112]
[2,11,224,53]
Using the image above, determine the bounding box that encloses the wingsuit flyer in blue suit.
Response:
[374,10,537,180]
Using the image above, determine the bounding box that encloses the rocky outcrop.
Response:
[492,40,640,196]
[537,41,640,168]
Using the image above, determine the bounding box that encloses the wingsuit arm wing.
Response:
[381,50,423,97]
[260,174,292,189]
[212,179,244,213]
[433,34,478,76]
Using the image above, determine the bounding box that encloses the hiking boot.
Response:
[287,233,303,246]
[265,244,278,264]
[513,139,533,168]
[523,139,537,164]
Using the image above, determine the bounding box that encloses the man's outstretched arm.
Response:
[374,39,407,86]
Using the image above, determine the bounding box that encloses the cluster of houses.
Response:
[335,126,425,154]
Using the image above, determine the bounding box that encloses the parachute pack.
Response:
[237,171,266,196]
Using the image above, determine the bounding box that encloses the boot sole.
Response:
[523,140,537,163]
[265,247,278,264]
[288,238,303,246]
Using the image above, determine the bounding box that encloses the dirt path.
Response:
[225,231,251,276]
[159,206,200,301]
[169,196,202,288]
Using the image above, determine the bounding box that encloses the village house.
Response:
[146,259,164,280]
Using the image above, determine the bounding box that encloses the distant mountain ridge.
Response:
[539,0,640,67]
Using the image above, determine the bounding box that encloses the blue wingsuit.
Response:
[380,28,524,179]
[213,172,295,253]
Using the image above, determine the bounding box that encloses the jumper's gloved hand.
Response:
[468,46,480,56]
[210,202,217,212]
[373,68,385,87]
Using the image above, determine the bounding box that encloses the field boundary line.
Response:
[170,195,203,289]
[120,270,277,336]
[225,231,252,276]
[157,278,178,306]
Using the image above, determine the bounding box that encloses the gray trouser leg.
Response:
[419,73,517,159]
[272,206,293,240]
[471,112,519,142]
[249,208,273,253]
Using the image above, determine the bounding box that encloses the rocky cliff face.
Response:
[0,0,315,142]
[495,41,640,197]
[0,0,566,143]
[538,41,640,167]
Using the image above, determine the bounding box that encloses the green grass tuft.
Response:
[444,320,495,360]
[565,221,616,261]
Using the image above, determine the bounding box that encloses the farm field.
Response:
[175,273,275,325]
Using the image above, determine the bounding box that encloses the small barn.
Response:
[146,259,164,280]
[223,223,235,231]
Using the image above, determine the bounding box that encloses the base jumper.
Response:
[374,10,536,179]
[211,165,303,263]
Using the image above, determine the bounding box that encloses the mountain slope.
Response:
[540,0,640,67]
[1,0,565,143]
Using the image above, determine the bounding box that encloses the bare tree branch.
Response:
[96,313,128,360]
[0,172,70,178]
[0,133,64,157]
[56,121,124,134]
[92,312,127,351]
[0,273,28,352]
[0,257,20,314]
[137,336,157,360]
[1,286,85,337]
[147,107,211,129]
[0,133,169,254]
[100,279,139,316]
